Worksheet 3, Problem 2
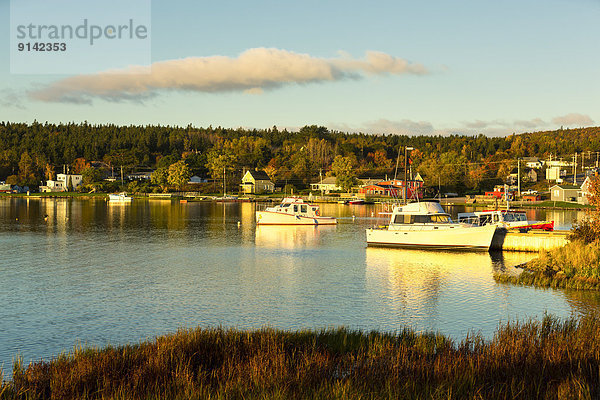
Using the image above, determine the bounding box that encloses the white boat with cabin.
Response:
[457,209,554,231]
[256,198,336,225]
[366,201,497,250]
[108,192,133,202]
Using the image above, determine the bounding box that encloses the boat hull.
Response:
[366,224,497,250]
[256,211,337,225]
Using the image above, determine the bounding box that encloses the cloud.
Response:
[551,113,595,127]
[0,88,26,109]
[30,48,429,103]
[361,118,435,136]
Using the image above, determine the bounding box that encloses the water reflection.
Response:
[255,225,336,248]
[364,248,537,329]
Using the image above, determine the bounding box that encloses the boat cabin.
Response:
[457,210,527,226]
[266,198,321,217]
[389,201,453,225]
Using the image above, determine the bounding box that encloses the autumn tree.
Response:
[168,160,191,189]
[331,155,358,192]
[151,167,169,191]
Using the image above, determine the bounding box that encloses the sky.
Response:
[1,0,599,136]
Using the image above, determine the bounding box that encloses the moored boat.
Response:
[366,201,497,250]
[108,192,133,202]
[256,197,336,225]
[457,209,554,231]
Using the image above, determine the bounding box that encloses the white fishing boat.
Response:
[108,192,133,202]
[256,197,336,225]
[366,201,497,250]
[457,209,554,231]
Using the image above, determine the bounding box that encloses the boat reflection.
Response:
[254,225,336,249]
[364,247,536,318]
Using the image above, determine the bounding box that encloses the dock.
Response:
[491,229,569,252]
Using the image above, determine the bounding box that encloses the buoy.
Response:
[352,215,356,221]
[371,212,374,217]
[237,221,241,228]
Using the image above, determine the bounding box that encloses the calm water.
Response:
[1,198,599,373]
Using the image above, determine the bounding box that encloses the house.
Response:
[240,170,274,194]
[188,175,208,184]
[484,185,517,200]
[522,194,542,202]
[127,171,153,180]
[550,184,580,203]
[0,183,11,192]
[310,176,341,193]
[579,175,597,205]
[40,173,83,192]
[522,157,543,169]
[358,178,384,188]
[507,168,538,185]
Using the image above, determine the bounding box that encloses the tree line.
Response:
[1,121,599,193]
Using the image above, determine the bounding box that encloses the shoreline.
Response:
[0,192,593,210]
[2,316,599,398]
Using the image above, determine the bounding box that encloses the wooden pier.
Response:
[491,229,569,252]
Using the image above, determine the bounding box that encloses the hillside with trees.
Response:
[0,121,598,193]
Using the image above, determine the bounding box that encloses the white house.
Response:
[522,157,543,169]
[40,174,83,192]
[310,176,341,193]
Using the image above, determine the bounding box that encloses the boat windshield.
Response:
[393,214,451,224]
[503,213,527,222]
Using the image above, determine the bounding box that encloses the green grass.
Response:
[527,201,593,209]
[2,317,600,399]
[495,241,600,290]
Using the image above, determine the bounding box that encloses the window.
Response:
[301,205,307,213]
[431,215,451,223]
[393,214,413,224]
[413,215,430,224]
[293,205,298,212]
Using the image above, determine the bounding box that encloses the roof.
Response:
[551,185,580,190]
[313,176,338,185]
[247,170,272,181]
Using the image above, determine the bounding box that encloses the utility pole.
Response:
[574,153,577,185]
[517,158,521,197]
[319,168,323,197]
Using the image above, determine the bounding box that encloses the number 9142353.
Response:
[18,42,67,52]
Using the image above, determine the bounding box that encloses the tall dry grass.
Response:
[1,316,600,399]
[495,241,600,290]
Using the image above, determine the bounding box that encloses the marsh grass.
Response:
[1,316,600,399]
[495,241,600,290]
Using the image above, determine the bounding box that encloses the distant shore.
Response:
[0,192,593,210]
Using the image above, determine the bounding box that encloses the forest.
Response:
[1,121,599,193]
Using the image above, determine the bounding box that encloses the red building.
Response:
[359,179,423,199]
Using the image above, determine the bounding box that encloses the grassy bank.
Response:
[2,316,600,399]
[495,240,600,290]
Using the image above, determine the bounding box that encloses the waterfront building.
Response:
[240,170,275,194]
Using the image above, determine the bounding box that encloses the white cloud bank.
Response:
[30,48,428,103]
[552,113,595,127]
